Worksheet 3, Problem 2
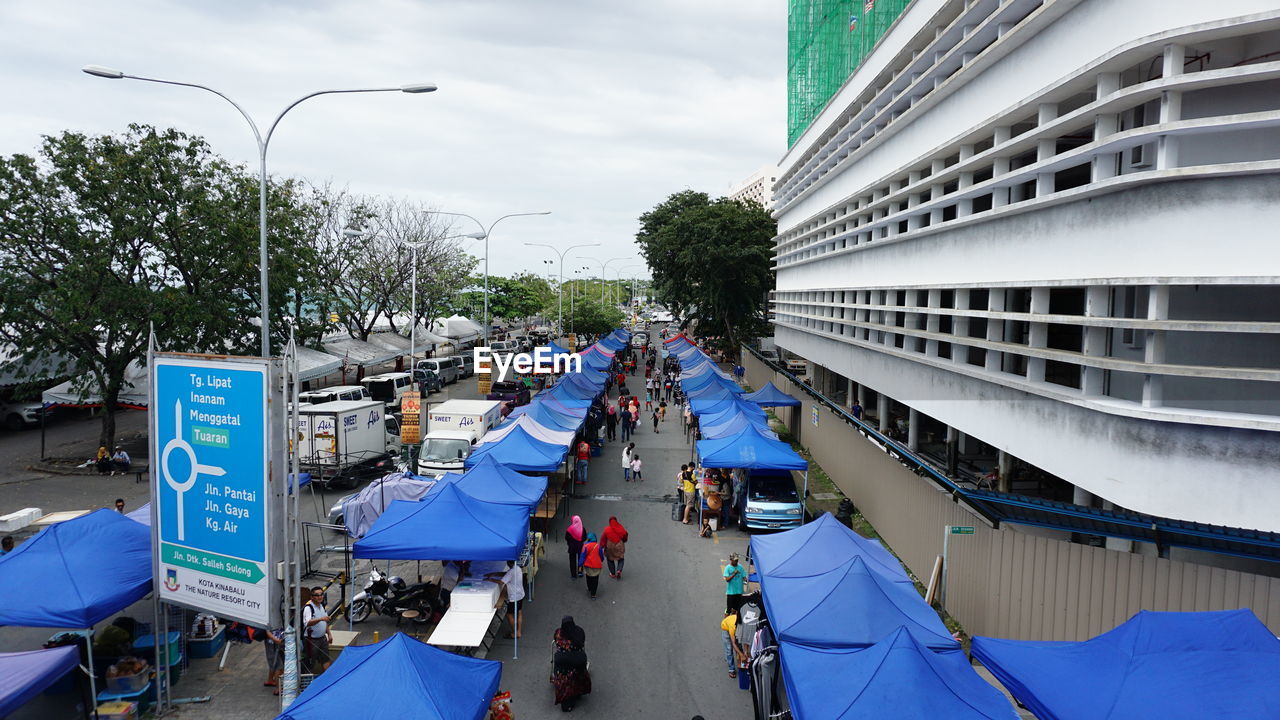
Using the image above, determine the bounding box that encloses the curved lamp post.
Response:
[83,64,436,358]
[523,242,600,338]
[431,211,551,347]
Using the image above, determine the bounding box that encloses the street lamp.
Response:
[523,242,600,339]
[614,264,641,307]
[431,211,550,347]
[85,65,436,358]
[583,257,631,304]
[343,229,484,366]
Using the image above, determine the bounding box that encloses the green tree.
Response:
[566,297,625,336]
[466,272,555,323]
[635,191,775,356]
[0,125,315,448]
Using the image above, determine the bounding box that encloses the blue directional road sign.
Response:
[152,356,274,625]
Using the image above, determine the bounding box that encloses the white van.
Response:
[298,385,370,406]
[360,372,415,411]
[415,358,458,386]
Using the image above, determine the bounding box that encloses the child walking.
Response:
[630,454,643,482]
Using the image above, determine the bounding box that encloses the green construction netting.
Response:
[788,0,912,147]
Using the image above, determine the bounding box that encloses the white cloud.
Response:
[0,0,785,277]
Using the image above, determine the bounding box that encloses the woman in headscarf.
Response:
[564,516,585,580]
[94,446,112,475]
[551,616,590,712]
[601,516,629,580]
[578,532,606,599]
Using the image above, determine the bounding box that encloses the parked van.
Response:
[489,340,515,355]
[298,385,370,406]
[735,469,804,531]
[449,354,473,379]
[361,372,416,411]
[415,358,458,386]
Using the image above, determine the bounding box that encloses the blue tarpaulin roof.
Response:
[698,399,768,428]
[682,371,743,396]
[578,348,614,371]
[437,455,546,508]
[696,425,808,470]
[353,483,531,561]
[687,389,744,416]
[750,513,909,582]
[536,341,571,356]
[971,609,1280,720]
[0,646,80,718]
[0,508,152,628]
[277,632,501,720]
[780,628,1017,719]
[744,381,801,407]
[700,412,776,440]
[464,424,567,473]
[761,555,957,651]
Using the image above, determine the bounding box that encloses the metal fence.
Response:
[740,347,1280,639]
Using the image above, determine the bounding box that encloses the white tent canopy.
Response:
[296,346,344,382]
[43,360,149,409]
[321,336,400,368]
[431,315,482,343]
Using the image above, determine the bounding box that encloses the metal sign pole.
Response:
[941,525,951,613]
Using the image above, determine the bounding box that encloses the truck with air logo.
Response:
[295,399,402,488]
[416,399,504,477]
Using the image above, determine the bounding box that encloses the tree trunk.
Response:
[99,386,121,452]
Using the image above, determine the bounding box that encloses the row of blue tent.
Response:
[660,334,808,473]
[748,513,1016,719]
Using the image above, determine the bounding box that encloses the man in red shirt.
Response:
[575,440,591,485]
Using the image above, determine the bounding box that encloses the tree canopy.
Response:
[635,190,776,355]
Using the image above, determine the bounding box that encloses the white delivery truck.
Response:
[416,399,504,477]
[296,400,402,488]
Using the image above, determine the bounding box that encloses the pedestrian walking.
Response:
[651,408,660,433]
[579,533,606,599]
[681,468,699,524]
[850,400,863,420]
[724,553,746,614]
[630,453,643,482]
[565,516,585,579]
[575,439,591,486]
[622,443,635,481]
[664,377,673,402]
[601,516,628,579]
[605,405,617,441]
[620,407,632,441]
[721,608,746,679]
[551,616,591,712]
[658,400,668,422]
[302,587,333,674]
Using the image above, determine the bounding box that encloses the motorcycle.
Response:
[345,567,441,624]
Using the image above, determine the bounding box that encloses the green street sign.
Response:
[162,543,266,583]
[950,526,975,535]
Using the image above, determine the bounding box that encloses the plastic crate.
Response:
[188,626,225,659]
[131,632,181,663]
[105,666,149,694]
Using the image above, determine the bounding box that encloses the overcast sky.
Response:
[0,0,785,279]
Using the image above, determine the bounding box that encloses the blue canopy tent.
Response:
[0,508,154,704]
[437,455,546,508]
[277,632,501,720]
[536,340,571,356]
[464,424,568,473]
[682,371,743,397]
[698,399,768,428]
[548,373,604,401]
[353,483,532,561]
[484,414,576,447]
[744,381,801,407]
[700,411,777,440]
[750,512,909,582]
[504,399,584,432]
[578,348,614,372]
[0,646,81,718]
[0,509,152,627]
[697,425,807,470]
[779,628,1017,720]
[761,555,958,651]
[971,609,1280,720]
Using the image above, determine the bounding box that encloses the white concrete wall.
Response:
[776,175,1280,292]
[776,324,1280,533]
[778,0,1280,232]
